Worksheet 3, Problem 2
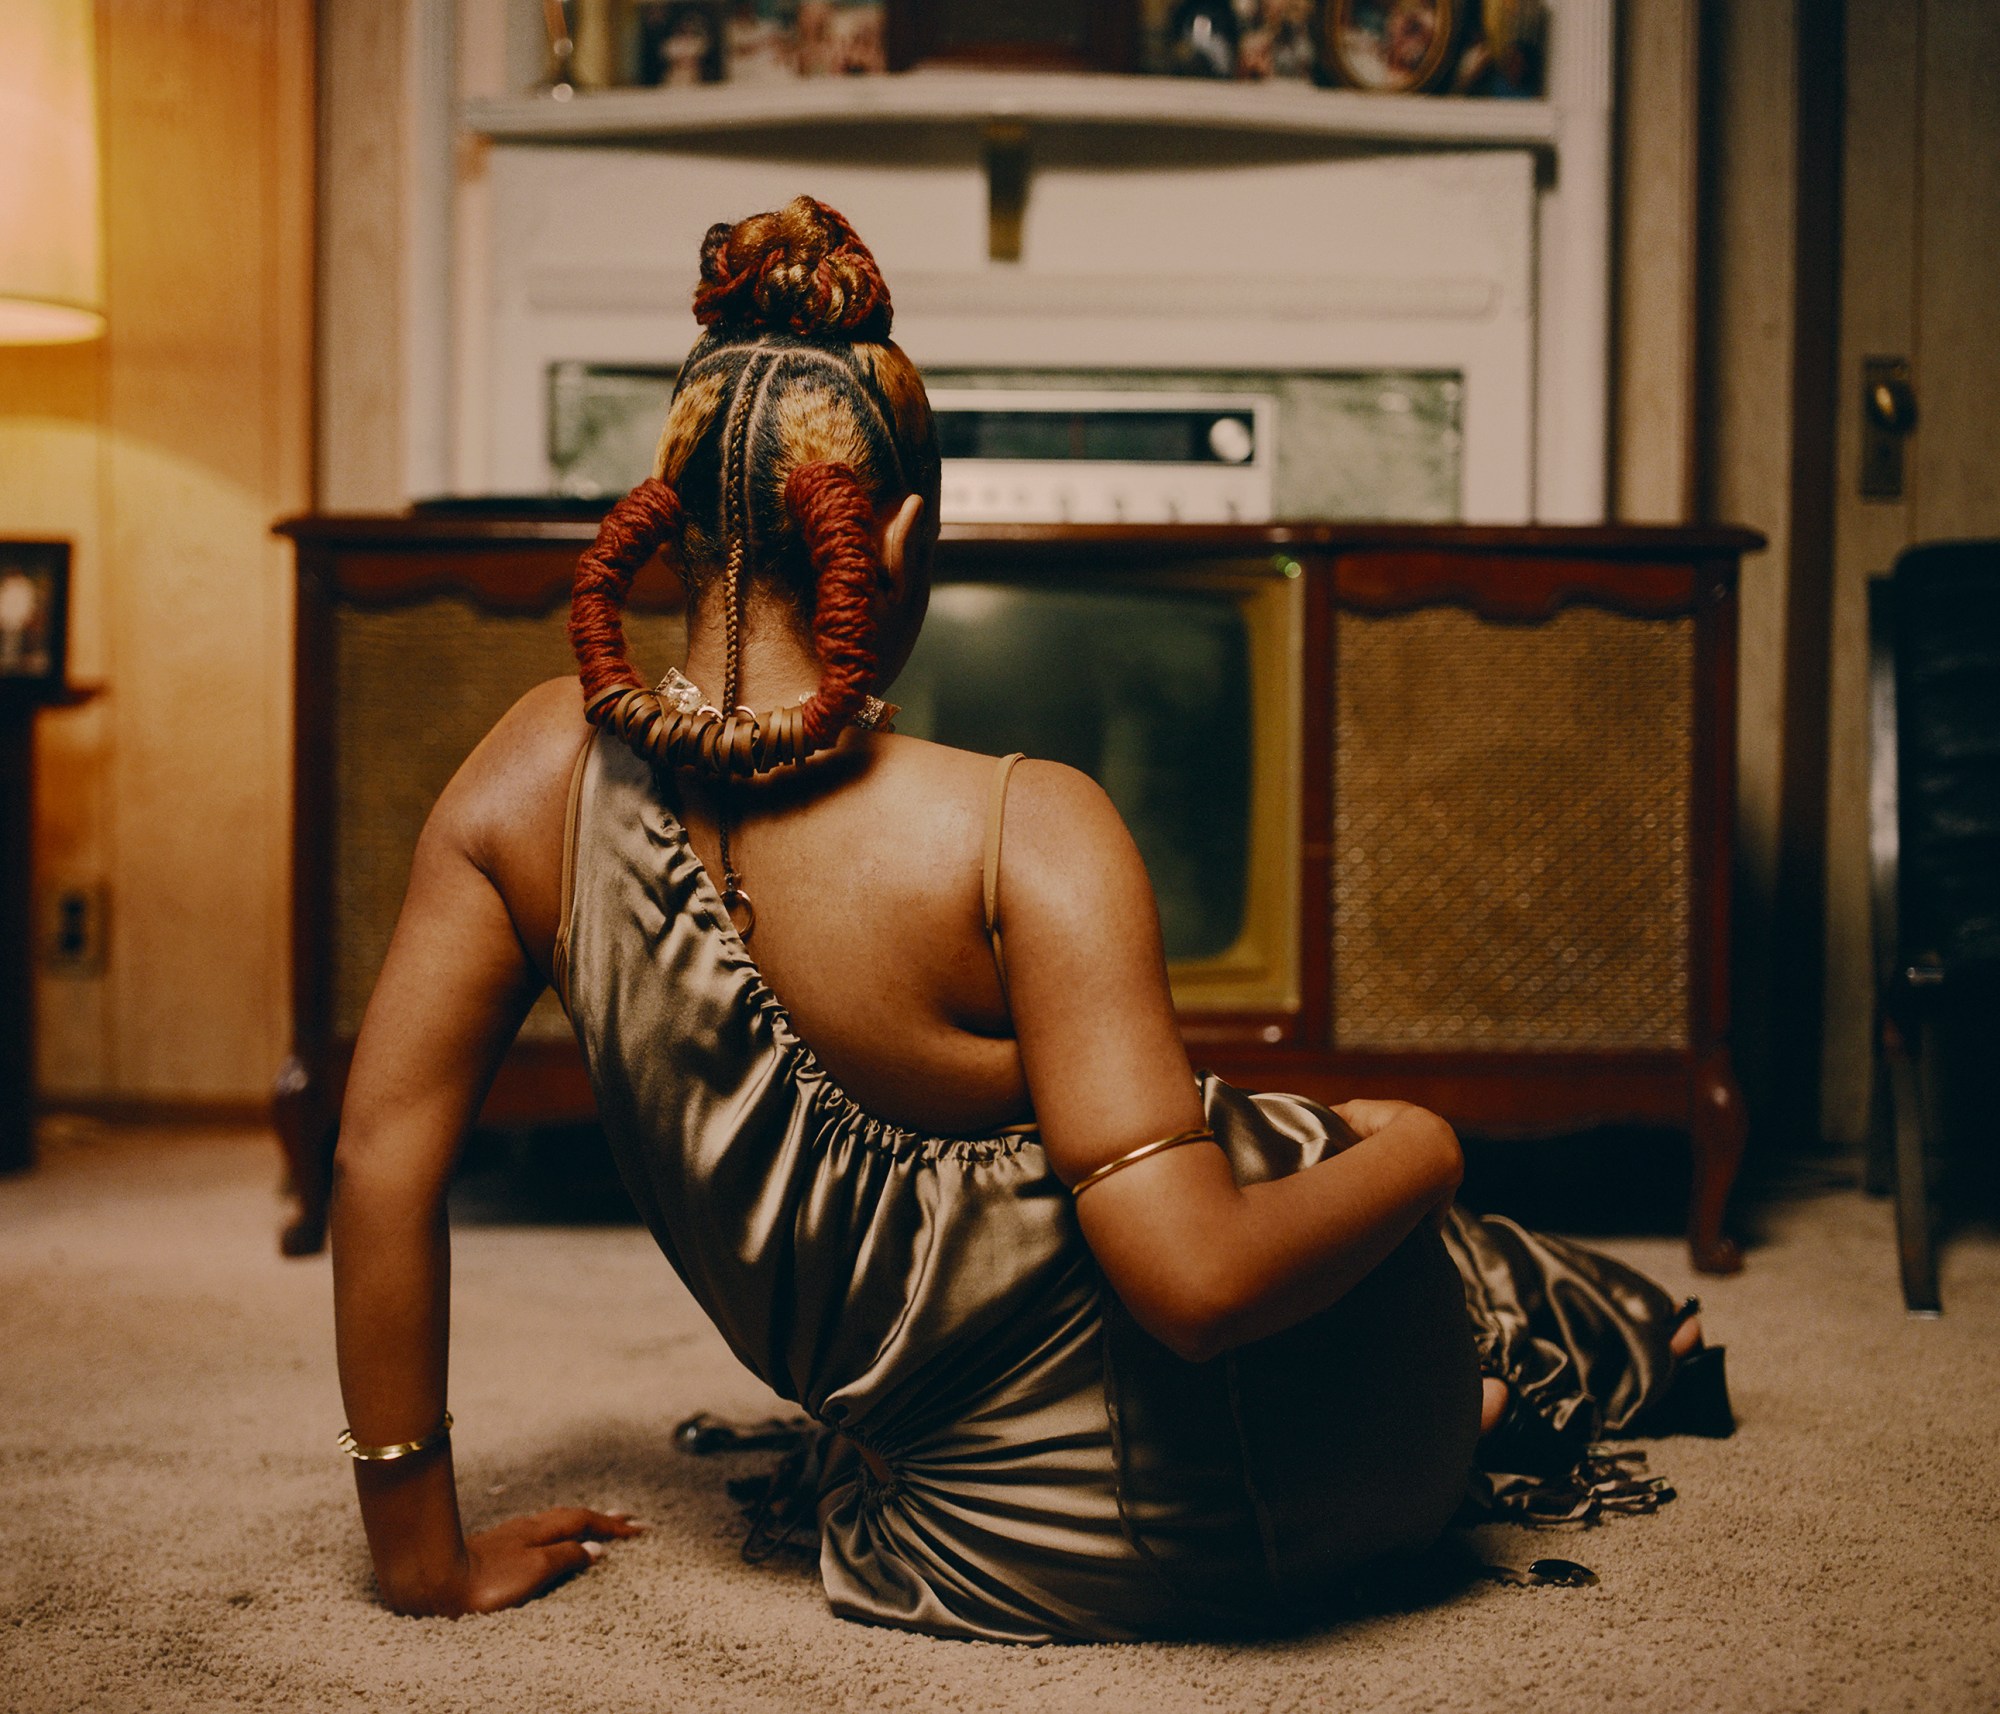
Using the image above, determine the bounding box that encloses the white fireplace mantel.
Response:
[464,70,1560,151]
[428,3,1612,523]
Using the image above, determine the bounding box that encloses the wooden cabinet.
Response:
[276,515,1760,1270]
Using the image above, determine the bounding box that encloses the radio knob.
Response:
[1208,416,1254,464]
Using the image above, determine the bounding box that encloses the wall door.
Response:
[1823,0,2000,1141]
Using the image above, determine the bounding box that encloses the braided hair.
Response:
[570,196,939,776]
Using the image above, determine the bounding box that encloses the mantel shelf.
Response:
[465,71,1558,150]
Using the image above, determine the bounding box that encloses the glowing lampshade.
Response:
[0,0,102,344]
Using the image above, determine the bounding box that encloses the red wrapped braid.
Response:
[569,477,683,713]
[785,461,882,747]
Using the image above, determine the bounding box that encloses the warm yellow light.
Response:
[0,0,103,345]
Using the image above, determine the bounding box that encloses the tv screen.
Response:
[891,583,1253,964]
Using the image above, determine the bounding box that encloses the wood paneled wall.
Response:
[3,1,313,1105]
[316,0,508,507]
[1612,0,1701,523]
[317,0,405,510]
[1699,0,1805,1135]
[1618,0,1842,1149]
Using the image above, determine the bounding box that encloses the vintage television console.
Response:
[275,515,1760,1273]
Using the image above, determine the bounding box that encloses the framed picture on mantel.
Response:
[885,0,1138,72]
[0,542,69,693]
[1322,0,1463,92]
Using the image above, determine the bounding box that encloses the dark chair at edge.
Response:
[1868,539,2000,1314]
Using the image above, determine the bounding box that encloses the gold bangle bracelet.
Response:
[337,1411,453,1463]
[1070,1126,1216,1197]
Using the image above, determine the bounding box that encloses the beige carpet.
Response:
[4,1120,1996,1714]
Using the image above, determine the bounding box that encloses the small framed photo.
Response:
[727,0,802,83]
[1239,0,1319,81]
[886,0,1137,73]
[1322,0,1461,93]
[1448,0,1544,97]
[636,1,727,86]
[796,0,886,77]
[0,542,69,692]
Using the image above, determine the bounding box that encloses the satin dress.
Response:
[555,731,1688,1643]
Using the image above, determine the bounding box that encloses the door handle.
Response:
[1861,357,1916,499]
[1866,373,1917,433]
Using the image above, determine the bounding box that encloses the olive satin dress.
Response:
[555,731,1687,1643]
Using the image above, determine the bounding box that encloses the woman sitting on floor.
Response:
[330,196,1731,1641]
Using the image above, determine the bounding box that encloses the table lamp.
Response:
[0,0,103,344]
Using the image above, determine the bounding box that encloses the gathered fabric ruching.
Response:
[561,731,1687,1642]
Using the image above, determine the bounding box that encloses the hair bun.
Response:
[692,195,893,342]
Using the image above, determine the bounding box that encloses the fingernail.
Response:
[607,1509,632,1520]
[582,1540,605,1561]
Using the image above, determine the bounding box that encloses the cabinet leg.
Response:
[1689,1051,1747,1275]
[273,1055,338,1257]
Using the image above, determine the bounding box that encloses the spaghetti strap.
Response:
[551,729,596,1014]
[983,752,1026,994]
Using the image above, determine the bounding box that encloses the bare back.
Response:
[360,661,1369,1367]
[461,677,1034,1135]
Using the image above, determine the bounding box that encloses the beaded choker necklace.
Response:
[654,666,896,735]
[641,667,898,941]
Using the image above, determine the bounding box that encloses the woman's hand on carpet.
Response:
[455,1508,645,1614]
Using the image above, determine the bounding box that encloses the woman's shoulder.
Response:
[426,676,590,874]
[862,735,1137,901]
[866,732,1107,815]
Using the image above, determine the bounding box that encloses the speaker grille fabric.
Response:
[1332,604,1692,1051]
[332,599,686,1040]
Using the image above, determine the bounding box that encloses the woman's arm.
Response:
[332,693,638,1615]
[998,764,1462,1365]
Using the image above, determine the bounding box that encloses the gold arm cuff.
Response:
[337,1411,453,1463]
[1070,1125,1216,1197]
